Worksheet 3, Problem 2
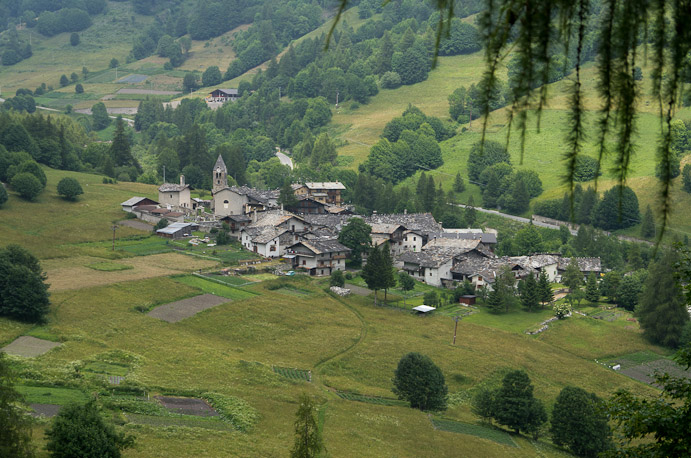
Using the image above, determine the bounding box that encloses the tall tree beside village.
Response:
[0,244,50,322]
[109,117,139,173]
[290,394,324,458]
[637,249,688,348]
[585,272,600,304]
[464,195,477,226]
[338,218,371,266]
[493,265,519,313]
[278,181,298,209]
[562,258,583,292]
[91,102,110,130]
[379,244,396,301]
[392,353,447,411]
[310,133,337,169]
[640,205,656,239]
[453,172,465,193]
[537,270,553,306]
[362,244,388,305]
[520,273,539,311]
[492,370,547,438]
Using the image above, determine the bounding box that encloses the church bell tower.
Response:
[212,154,228,194]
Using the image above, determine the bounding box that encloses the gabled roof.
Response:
[220,214,252,223]
[557,257,602,272]
[213,154,227,172]
[303,214,355,229]
[121,196,158,207]
[215,185,279,203]
[213,88,238,96]
[369,223,404,235]
[303,182,345,190]
[365,213,442,237]
[242,226,288,244]
[156,222,196,235]
[450,256,526,284]
[510,254,561,270]
[398,249,458,269]
[250,210,304,228]
[289,239,351,255]
[159,183,189,192]
[439,231,497,244]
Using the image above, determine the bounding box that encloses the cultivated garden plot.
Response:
[1,336,60,357]
[147,294,229,323]
[618,359,691,386]
[29,404,61,418]
[154,396,219,417]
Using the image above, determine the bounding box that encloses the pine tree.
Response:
[520,273,539,311]
[585,272,600,303]
[537,270,553,306]
[562,258,583,291]
[640,205,656,238]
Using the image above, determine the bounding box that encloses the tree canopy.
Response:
[0,352,33,457]
[0,244,50,322]
[392,352,447,411]
[551,386,612,457]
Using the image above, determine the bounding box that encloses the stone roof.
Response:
[398,248,459,269]
[439,231,497,244]
[159,183,189,192]
[369,223,403,235]
[232,185,279,203]
[557,257,602,272]
[215,88,238,95]
[450,256,527,284]
[365,213,442,237]
[509,254,561,270]
[242,226,288,244]
[250,210,303,228]
[303,214,356,229]
[220,214,252,222]
[301,227,338,239]
[291,239,351,255]
[303,182,346,190]
[213,154,227,172]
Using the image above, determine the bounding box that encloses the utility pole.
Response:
[452,313,463,345]
[111,225,119,251]
[335,91,339,107]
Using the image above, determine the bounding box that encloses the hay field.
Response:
[43,253,217,291]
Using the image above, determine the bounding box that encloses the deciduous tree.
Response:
[551,386,611,457]
[493,370,546,437]
[46,401,133,458]
[392,353,447,411]
[398,271,415,306]
[338,218,371,266]
[57,177,83,200]
[0,352,33,457]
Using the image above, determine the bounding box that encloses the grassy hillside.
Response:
[0,167,674,456]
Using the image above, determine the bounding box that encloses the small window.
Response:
[303,260,306,265]
[270,245,276,252]
[413,237,416,241]
[429,272,432,276]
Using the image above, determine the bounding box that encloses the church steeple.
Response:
[213,154,228,193]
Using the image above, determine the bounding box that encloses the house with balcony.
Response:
[285,239,351,276]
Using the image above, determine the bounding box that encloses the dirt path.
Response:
[344,283,372,296]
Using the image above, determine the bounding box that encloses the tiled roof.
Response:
[365,213,442,236]
[303,214,355,229]
[439,231,497,244]
[250,210,303,228]
[242,226,287,244]
[291,239,351,255]
[121,196,157,206]
[369,223,403,235]
[557,257,602,272]
[304,182,346,190]
[398,249,458,268]
[450,256,526,283]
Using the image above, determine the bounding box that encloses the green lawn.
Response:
[17,386,88,405]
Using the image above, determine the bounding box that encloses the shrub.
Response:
[153,219,168,232]
[573,155,601,182]
[70,32,80,46]
[57,177,83,200]
[380,71,402,89]
[330,270,345,287]
[75,83,84,94]
[11,172,43,200]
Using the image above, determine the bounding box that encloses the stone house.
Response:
[285,239,351,276]
[158,176,191,211]
[292,182,346,205]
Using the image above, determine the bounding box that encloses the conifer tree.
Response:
[453,172,465,192]
[290,394,323,458]
[362,245,383,305]
[464,195,477,226]
[537,270,553,306]
[520,273,539,311]
[585,272,600,303]
[640,205,656,238]
[379,243,396,301]
[110,117,138,171]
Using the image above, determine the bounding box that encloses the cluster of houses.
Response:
[121,155,602,287]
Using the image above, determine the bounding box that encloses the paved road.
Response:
[454,204,578,235]
[276,151,294,170]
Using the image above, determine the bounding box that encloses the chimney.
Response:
[253,209,257,223]
[180,175,185,186]
[281,204,284,214]
[404,208,407,215]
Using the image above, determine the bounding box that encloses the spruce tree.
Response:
[487,287,504,313]
[637,249,689,348]
[520,274,539,311]
[537,270,553,306]
[585,272,600,303]
[110,117,137,170]
[493,370,547,437]
[465,195,477,226]
[562,258,583,291]
[453,172,465,192]
[640,205,656,238]
[380,243,397,301]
